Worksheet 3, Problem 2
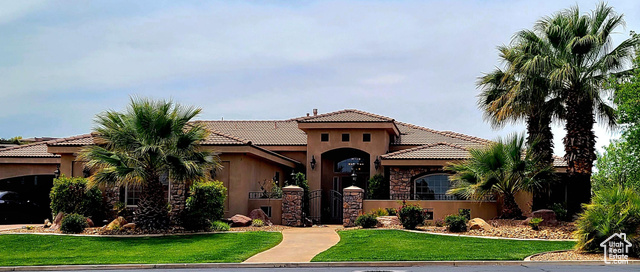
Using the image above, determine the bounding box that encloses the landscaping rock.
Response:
[105,216,127,230]
[532,209,558,226]
[468,218,492,230]
[122,223,136,230]
[228,214,252,227]
[86,218,94,228]
[248,209,272,226]
[49,212,64,231]
[43,219,51,228]
[376,216,401,228]
[303,217,313,227]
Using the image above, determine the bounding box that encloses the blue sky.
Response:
[1,0,638,156]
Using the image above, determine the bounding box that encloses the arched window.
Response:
[334,157,365,173]
[414,174,455,200]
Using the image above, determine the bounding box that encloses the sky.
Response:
[0,0,638,156]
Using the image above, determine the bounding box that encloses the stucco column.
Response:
[343,186,364,227]
[282,185,304,227]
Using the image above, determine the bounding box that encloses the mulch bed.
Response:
[0,224,289,236]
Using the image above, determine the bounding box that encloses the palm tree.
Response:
[446,134,554,219]
[80,98,218,231]
[514,3,638,205]
[478,45,564,165]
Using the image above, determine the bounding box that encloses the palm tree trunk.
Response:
[499,193,523,219]
[526,112,554,165]
[135,177,169,231]
[563,92,596,213]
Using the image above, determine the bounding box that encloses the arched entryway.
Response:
[320,148,370,223]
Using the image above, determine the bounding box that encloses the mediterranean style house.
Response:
[0,109,571,224]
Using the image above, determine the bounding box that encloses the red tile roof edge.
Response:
[381,142,469,159]
[394,121,492,145]
[0,140,61,158]
[295,109,395,122]
[46,134,94,146]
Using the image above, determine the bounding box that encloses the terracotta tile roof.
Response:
[202,129,249,145]
[393,122,490,147]
[0,142,60,158]
[194,120,307,145]
[47,134,94,146]
[297,109,394,123]
[553,156,568,167]
[381,142,470,160]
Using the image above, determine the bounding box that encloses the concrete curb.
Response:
[1,260,639,271]
[524,250,571,261]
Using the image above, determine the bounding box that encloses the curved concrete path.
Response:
[244,225,341,263]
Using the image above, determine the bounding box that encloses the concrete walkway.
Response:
[244,225,341,263]
[0,224,31,231]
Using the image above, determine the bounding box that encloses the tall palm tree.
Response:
[80,98,218,231]
[478,45,564,165]
[446,134,554,219]
[514,3,638,206]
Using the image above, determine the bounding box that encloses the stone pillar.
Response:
[282,185,303,227]
[343,186,364,227]
[169,182,187,225]
[103,185,121,220]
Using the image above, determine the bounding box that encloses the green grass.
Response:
[312,229,574,261]
[0,232,282,266]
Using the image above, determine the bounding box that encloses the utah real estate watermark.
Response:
[600,233,632,264]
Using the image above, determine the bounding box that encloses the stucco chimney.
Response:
[313,109,318,116]
[306,113,310,117]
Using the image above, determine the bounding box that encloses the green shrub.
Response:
[458,209,471,220]
[182,179,227,231]
[210,220,230,231]
[398,202,425,230]
[385,208,397,216]
[60,213,88,234]
[551,203,569,221]
[252,219,264,227]
[367,174,388,199]
[50,175,102,218]
[574,186,640,254]
[292,173,310,216]
[529,217,544,230]
[434,219,445,227]
[370,208,388,217]
[444,214,468,232]
[355,214,378,228]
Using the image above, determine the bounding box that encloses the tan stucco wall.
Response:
[0,163,58,180]
[305,129,390,191]
[218,153,290,218]
[515,191,533,217]
[247,199,282,225]
[363,200,499,221]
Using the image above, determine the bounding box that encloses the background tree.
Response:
[446,134,554,219]
[80,98,218,231]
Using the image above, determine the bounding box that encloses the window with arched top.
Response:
[413,174,456,200]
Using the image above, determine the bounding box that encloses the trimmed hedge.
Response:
[182,179,227,231]
[49,175,102,218]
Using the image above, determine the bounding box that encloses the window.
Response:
[414,174,454,200]
[342,133,350,142]
[261,206,272,217]
[321,133,329,142]
[363,133,371,142]
[125,174,171,207]
[335,157,365,173]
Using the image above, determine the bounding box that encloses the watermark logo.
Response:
[600,233,632,264]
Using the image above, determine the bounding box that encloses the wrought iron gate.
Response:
[309,189,322,223]
[330,189,343,223]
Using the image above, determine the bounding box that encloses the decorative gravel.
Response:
[529,250,639,261]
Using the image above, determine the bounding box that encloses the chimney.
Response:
[313,109,318,116]
[306,113,310,117]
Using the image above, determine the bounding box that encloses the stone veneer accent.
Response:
[282,185,303,227]
[343,186,364,227]
[169,182,187,225]
[104,185,120,220]
[388,166,444,199]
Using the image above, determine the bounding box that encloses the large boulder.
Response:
[86,218,94,228]
[531,209,558,226]
[376,216,401,228]
[43,219,52,228]
[105,216,127,230]
[468,218,492,231]
[49,212,64,231]
[122,223,136,230]
[248,209,272,226]
[228,214,252,227]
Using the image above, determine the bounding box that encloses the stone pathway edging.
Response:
[243,225,341,263]
[524,250,571,261]
[400,229,577,241]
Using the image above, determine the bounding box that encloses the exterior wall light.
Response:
[374,156,381,170]
[310,155,317,170]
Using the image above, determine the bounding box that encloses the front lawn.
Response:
[0,232,282,266]
[312,229,574,261]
